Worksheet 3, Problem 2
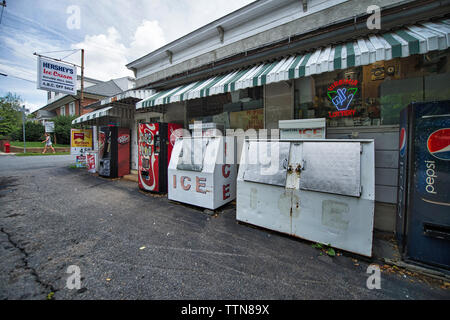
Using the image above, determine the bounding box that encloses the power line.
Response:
[39,49,79,55]
[0,72,35,83]
[0,59,36,76]
[60,49,81,61]
[6,10,79,44]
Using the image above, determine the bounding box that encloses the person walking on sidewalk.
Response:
[42,133,56,154]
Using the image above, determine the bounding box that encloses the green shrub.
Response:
[54,115,79,145]
[11,122,45,142]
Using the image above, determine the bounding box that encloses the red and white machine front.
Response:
[138,123,183,193]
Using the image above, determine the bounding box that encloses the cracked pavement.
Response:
[0,155,449,300]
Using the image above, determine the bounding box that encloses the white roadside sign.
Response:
[37,57,77,95]
[44,121,54,133]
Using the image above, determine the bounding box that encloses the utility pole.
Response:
[20,105,29,153]
[80,49,84,115]
[0,1,6,26]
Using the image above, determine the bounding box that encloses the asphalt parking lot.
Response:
[0,155,448,300]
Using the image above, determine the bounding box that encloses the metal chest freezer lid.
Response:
[175,136,223,172]
[242,139,366,197]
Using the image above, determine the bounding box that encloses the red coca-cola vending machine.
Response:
[98,126,130,178]
[138,123,183,193]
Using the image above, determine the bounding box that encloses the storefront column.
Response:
[264,81,293,131]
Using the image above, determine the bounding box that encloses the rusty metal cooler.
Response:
[168,136,237,210]
[237,139,375,257]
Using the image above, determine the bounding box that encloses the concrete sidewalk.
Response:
[0,151,16,156]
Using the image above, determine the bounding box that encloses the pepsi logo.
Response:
[427,128,450,161]
[399,128,406,157]
[118,134,130,145]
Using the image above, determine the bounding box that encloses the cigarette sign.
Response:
[74,132,85,140]
[71,129,93,155]
[37,57,77,95]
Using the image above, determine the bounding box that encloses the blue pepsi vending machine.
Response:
[397,100,450,270]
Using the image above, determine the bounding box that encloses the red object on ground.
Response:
[4,143,10,153]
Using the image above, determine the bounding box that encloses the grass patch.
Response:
[10,141,69,148]
[15,152,71,156]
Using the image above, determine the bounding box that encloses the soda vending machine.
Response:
[397,100,450,270]
[138,123,183,193]
[98,126,131,178]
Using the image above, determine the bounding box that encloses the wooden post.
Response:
[80,49,84,114]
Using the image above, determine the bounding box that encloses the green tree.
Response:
[54,115,79,145]
[0,93,22,137]
[11,122,45,141]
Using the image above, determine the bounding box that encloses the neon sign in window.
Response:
[327,79,358,118]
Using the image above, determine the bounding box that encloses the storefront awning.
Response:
[71,106,134,125]
[136,19,450,110]
[72,106,113,124]
[73,89,153,125]
[100,89,154,106]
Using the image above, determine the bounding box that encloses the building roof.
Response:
[35,109,57,119]
[84,79,123,97]
[35,77,128,113]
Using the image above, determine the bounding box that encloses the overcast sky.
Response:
[0,0,254,112]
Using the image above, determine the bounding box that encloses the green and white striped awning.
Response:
[71,106,134,124]
[100,89,154,106]
[136,20,450,110]
[72,106,113,124]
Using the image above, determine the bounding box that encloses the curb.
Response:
[384,258,450,283]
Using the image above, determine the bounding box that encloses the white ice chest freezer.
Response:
[168,135,237,210]
[237,139,375,257]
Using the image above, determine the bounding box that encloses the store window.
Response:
[60,106,65,116]
[186,86,264,131]
[294,49,450,127]
[69,102,76,115]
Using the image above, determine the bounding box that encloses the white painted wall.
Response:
[133,0,349,80]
